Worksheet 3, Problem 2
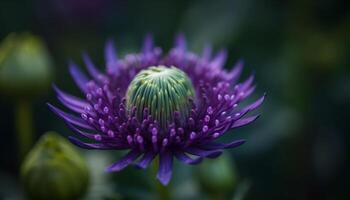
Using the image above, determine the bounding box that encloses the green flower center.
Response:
[126,66,195,130]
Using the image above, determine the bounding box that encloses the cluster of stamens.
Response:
[55,62,260,155]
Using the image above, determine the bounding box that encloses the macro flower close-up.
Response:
[48,34,265,185]
[1,1,348,199]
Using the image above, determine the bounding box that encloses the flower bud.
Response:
[126,66,195,129]
[21,132,89,200]
[0,33,53,98]
[197,154,237,195]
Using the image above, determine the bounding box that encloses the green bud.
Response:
[197,154,237,196]
[0,33,53,98]
[126,66,195,129]
[21,132,89,200]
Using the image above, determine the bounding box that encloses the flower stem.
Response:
[156,179,171,200]
[208,193,226,200]
[15,100,34,160]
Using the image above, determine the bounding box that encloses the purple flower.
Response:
[48,34,265,185]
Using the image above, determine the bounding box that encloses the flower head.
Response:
[48,34,265,185]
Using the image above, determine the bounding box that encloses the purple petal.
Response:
[200,139,246,150]
[241,85,256,99]
[67,123,128,148]
[232,115,260,128]
[201,44,212,61]
[157,150,173,185]
[47,103,92,129]
[211,49,227,68]
[229,59,244,81]
[241,94,265,112]
[56,96,85,113]
[105,39,118,72]
[65,122,98,140]
[54,85,88,107]
[175,33,186,52]
[174,151,203,165]
[186,147,222,158]
[54,85,89,113]
[69,136,116,150]
[107,150,141,172]
[240,74,255,92]
[83,52,101,80]
[142,34,154,53]
[135,151,156,169]
[229,100,261,125]
[69,61,88,93]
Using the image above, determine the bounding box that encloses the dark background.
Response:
[0,0,349,199]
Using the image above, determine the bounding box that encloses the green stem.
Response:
[15,100,34,160]
[152,158,171,200]
[208,193,226,200]
[156,179,171,200]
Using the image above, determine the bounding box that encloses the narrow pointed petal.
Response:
[47,103,92,129]
[201,44,212,61]
[54,86,89,113]
[67,123,128,149]
[186,147,222,158]
[83,52,101,80]
[175,33,186,52]
[55,95,87,112]
[230,98,262,123]
[157,150,173,185]
[105,39,118,72]
[68,136,116,150]
[212,121,236,137]
[142,34,154,53]
[65,122,98,140]
[174,151,203,165]
[69,62,88,93]
[107,150,141,172]
[232,115,260,128]
[200,139,246,150]
[135,151,156,169]
[57,96,85,113]
[241,94,265,112]
[240,74,255,91]
[211,49,227,68]
[54,85,89,108]
[241,85,256,99]
[229,59,244,81]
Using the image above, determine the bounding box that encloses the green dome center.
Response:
[126,66,195,130]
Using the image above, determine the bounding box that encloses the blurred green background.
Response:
[0,0,349,199]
